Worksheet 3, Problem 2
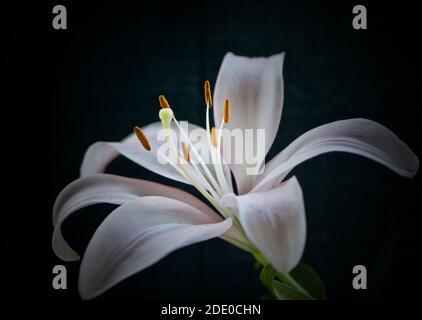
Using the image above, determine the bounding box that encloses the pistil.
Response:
[134,91,253,252]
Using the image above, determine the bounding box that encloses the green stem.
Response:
[257,260,315,300]
[275,271,314,300]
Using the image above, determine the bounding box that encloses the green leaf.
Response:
[259,264,277,298]
[259,263,325,300]
[288,262,326,299]
[273,280,310,300]
[259,263,316,300]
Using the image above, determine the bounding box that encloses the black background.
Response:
[5,0,422,304]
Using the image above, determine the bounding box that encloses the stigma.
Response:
[156,83,233,200]
[159,105,174,129]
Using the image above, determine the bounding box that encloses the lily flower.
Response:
[52,52,419,300]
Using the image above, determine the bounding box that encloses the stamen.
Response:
[211,127,218,147]
[133,126,151,151]
[224,98,230,123]
[181,142,190,162]
[173,117,223,196]
[159,95,170,109]
[204,80,212,107]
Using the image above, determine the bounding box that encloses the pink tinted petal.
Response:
[214,52,285,194]
[221,177,306,272]
[52,174,220,261]
[78,197,232,299]
[80,122,188,184]
[254,119,419,192]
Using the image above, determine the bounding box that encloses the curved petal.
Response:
[80,122,188,184]
[80,120,234,195]
[221,177,306,273]
[52,174,222,261]
[214,52,285,194]
[78,197,232,299]
[253,119,419,192]
[80,133,137,177]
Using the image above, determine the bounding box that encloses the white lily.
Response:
[52,52,419,300]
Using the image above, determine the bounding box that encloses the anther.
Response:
[159,95,170,109]
[211,127,218,148]
[224,98,230,123]
[204,80,213,107]
[181,142,190,162]
[134,126,151,151]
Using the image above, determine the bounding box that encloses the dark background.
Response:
[5,0,421,303]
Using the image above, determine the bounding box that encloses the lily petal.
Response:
[78,197,232,299]
[253,119,419,192]
[221,177,306,273]
[214,52,285,194]
[52,174,223,261]
[80,122,211,185]
[80,122,186,183]
[80,132,137,177]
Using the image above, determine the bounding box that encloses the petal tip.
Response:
[78,284,95,300]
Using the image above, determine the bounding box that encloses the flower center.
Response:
[133,82,252,251]
[155,83,233,214]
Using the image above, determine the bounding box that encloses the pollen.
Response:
[224,98,230,123]
[134,126,151,151]
[159,95,170,109]
[211,127,218,148]
[181,142,190,162]
[204,80,213,107]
